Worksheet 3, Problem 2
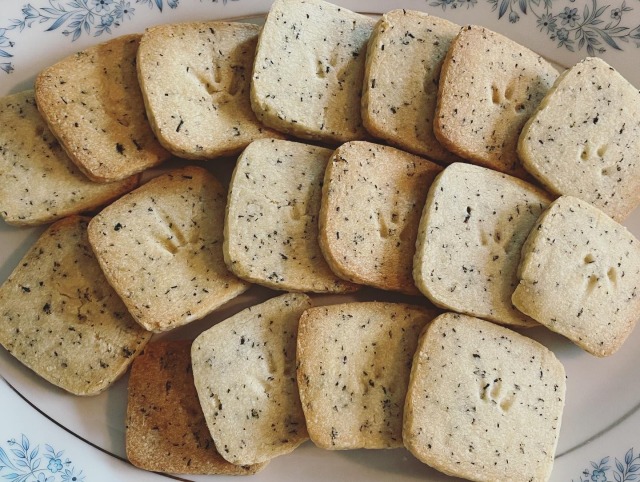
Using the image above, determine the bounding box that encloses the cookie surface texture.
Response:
[434,25,557,175]
[0,90,139,226]
[403,312,566,482]
[191,293,311,465]
[297,302,438,449]
[126,340,266,475]
[319,141,442,294]
[88,166,250,332]
[513,196,640,357]
[251,0,375,143]
[225,139,358,293]
[137,21,282,160]
[0,216,151,395]
[518,56,640,222]
[362,10,460,163]
[413,162,551,326]
[35,34,171,182]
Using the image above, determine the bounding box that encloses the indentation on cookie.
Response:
[587,274,599,293]
[491,84,500,104]
[607,267,618,286]
[152,207,191,255]
[584,253,596,264]
[316,51,339,79]
[195,64,242,100]
[479,377,515,411]
[377,211,398,239]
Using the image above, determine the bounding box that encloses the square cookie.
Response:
[88,166,250,332]
[225,139,358,293]
[404,312,566,482]
[297,302,438,450]
[126,340,266,475]
[362,10,461,163]
[0,90,139,226]
[518,57,640,221]
[251,0,375,143]
[434,26,557,175]
[319,141,442,294]
[191,293,311,465]
[413,162,551,326]
[513,196,640,357]
[35,34,171,182]
[137,21,283,160]
[0,216,151,395]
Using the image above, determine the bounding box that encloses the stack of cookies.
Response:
[0,0,639,480]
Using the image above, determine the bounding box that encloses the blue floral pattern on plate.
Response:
[0,0,239,74]
[0,435,84,482]
[574,448,640,482]
[429,0,640,55]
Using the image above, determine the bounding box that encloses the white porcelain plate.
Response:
[1,1,639,481]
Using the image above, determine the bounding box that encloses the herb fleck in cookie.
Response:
[404,312,566,482]
[191,293,311,465]
[513,196,640,357]
[434,25,557,176]
[35,34,171,182]
[88,166,250,333]
[0,216,151,395]
[413,162,551,326]
[518,56,640,222]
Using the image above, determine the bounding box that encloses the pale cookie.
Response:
[362,10,461,163]
[137,21,283,160]
[0,90,139,226]
[413,162,552,326]
[404,312,566,482]
[225,139,358,293]
[88,166,250,333]
[434,25,558,175]
[35,34,171,182]
[0,216,151,396]
[319,141,442,294]
[297,302,438,450]
[251,0,375,143]
[191,293,311,465]
[518,57,640,222]
[513,196,640,357]
[126,340,266,475]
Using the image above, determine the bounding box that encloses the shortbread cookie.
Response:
[518,57,640,221]
[225,139,357,293]
[191,293,311,465]
[404,312,565,482]
[434,26,557,175]
[297,302,438,450]
[137,21,283,160]
[513,196,640,357]
[362,10,461,163]
[319,141,442,294]
[0,91,139,226]
[413,162,551,326]
[126,340,266,475]
[88,166,250,332]
[35,34,171,182]
[251,0,375,143]
[0,216,151,395]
